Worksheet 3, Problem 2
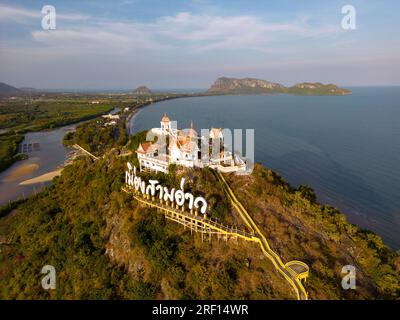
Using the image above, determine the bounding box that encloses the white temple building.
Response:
[136,115,246,173]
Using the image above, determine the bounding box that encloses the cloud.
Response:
[18,9,341,58]
[5,3,396,88]
[0,5,39,22]
[152,12,339,52]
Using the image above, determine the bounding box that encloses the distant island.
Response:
[133,85,152,95]
[207,77,351,95]
[0,80,350,97]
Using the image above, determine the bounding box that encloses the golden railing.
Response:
[215,171,309,300]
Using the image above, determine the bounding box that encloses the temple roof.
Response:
[136,142,152,153]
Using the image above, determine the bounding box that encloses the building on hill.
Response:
[136,115,246,173]
[104,120,117,126]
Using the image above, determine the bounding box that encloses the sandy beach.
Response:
[19,169,63,186]
[2,163,39,182]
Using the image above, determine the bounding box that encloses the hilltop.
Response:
[208,77,286,94]
[207,77,351,95]
[0,131,398,299]
[133,86,152,95]
[287,82,352,95]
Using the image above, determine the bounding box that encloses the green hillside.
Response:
[0,131,398,299]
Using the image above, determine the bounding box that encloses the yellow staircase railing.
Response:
[122,171,310,300]
[215,171,309,300]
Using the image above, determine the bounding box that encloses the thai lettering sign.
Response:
[125,162,208,214]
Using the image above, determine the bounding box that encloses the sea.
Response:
[129,87,400,249]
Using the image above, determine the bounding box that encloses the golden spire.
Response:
[162,113,170,123]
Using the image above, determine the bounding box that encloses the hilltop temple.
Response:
[136,115,246,173]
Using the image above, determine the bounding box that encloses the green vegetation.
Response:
[63,118,128,156]
[0,153,291,299]
[226,164,400,299]
[296,185,317,204]
[287,83,352,95]
[0,100,114,132]
[126,130,148,151]
[0,156,132,299]
[0,133,25,172]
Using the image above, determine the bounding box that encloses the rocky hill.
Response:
[0,131,398,299]
[288,82,352,95]
[207,77,351,95]
[208,77,286,94]
[133,86,152,95]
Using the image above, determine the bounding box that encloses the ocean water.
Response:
[129,87,400,249]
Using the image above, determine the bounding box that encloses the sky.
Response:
[0,0,399,89]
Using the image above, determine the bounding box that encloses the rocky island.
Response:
[207,77,351,95]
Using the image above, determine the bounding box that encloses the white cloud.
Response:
[18,9,341,58]
[6,4,393,88]
[0,5,39,22]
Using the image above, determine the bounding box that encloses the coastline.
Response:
[2,163,39,182]
[125,109,141,136]
[19,168,62,185]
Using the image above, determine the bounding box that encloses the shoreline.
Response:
[19,168,63,185]
[2,163,39,182]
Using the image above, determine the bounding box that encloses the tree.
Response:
[297,185,317,203]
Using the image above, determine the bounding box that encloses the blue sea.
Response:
[129,87,400,249]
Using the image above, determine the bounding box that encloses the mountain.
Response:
[207,77,351,95]
[133,86,152,95]
[208,77,285,94]
[0,82,21,96]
